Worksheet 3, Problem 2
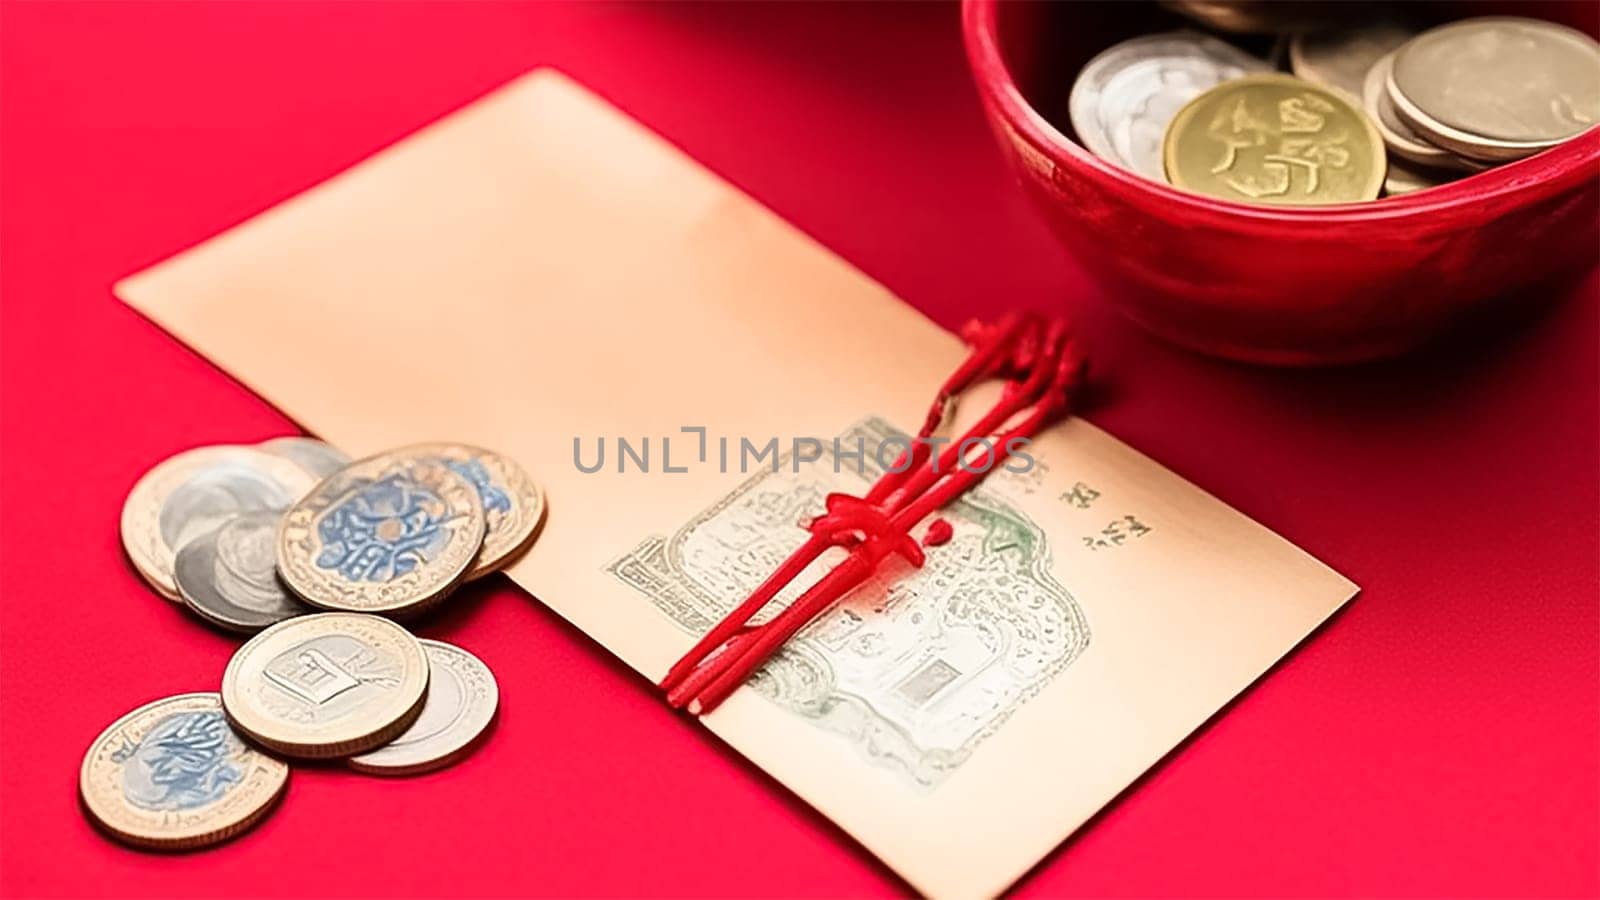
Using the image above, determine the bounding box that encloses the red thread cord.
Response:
[658,314,1085,715]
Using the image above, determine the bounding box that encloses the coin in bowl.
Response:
[1162,0,1345,35]
[1164,73,1386,205]
[1383,157,1461,197]
[1362,50,1483,172]
[1070,31,1267,182]
[1388,17,1600,162]
[1290,19,1415,102]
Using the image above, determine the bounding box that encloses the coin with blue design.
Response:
[258,436,352,480]
[79,692,289,850]
[396,443,544,580]
[175,510,314,634]
[121,445,317,601]
[275,449,486,618]
[220,612,431,758]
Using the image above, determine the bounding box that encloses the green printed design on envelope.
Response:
[611,418,1090,788]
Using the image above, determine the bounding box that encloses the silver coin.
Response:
[259,436,351,479]
[160,463,303,561]
[123,446,317,599]
[1290,20,1416,101]
[1390,16,1600,158]
[175,510,313,634]
[1069,31,1268,182]
[1364,50,1484,172]
[348,640,498,775]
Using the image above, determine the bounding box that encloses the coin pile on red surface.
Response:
[83,437,543,849]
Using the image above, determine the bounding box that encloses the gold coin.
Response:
[220,612,430,759]
[276,449,485,618]
[1389,17,1600,161]
[347,640,498,776]
[394,443,544,580]
[120,445,317,600]
[1164,74,1386,205]
[79,693,288,850]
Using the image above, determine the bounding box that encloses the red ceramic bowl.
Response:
[963,0,1600,364]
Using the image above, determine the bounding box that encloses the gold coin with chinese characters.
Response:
[79,693,289,850]
[220,612,430,759]
[1163,74,1385,206]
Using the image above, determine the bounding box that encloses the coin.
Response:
[397,443,544,579]
[276,449,486,618]
[221,612,430,758]
[79,693,288,850]
[1069,31,1268,182]
[1389,17,1600,161]
[1164,74,1386,206]
[347,640,497,775]
[1362,50,1483,172]
[1383,157,1459,196]
[175,510,313,634]
[1161,0,1345,35]
[1265,33,1289,71]
[259,436,351,480]
[1290,20,1415,102]
[121,446,316,600]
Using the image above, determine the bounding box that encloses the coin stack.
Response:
[1069,8,1600,206]
[84,438,543,850]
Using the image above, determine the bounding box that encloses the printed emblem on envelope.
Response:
[610,418,1090,788]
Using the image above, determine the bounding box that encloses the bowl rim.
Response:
[961,0,1600,225]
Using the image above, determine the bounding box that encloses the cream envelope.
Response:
[116,69,1357,899]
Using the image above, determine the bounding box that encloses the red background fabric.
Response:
[2,3,1595,897]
